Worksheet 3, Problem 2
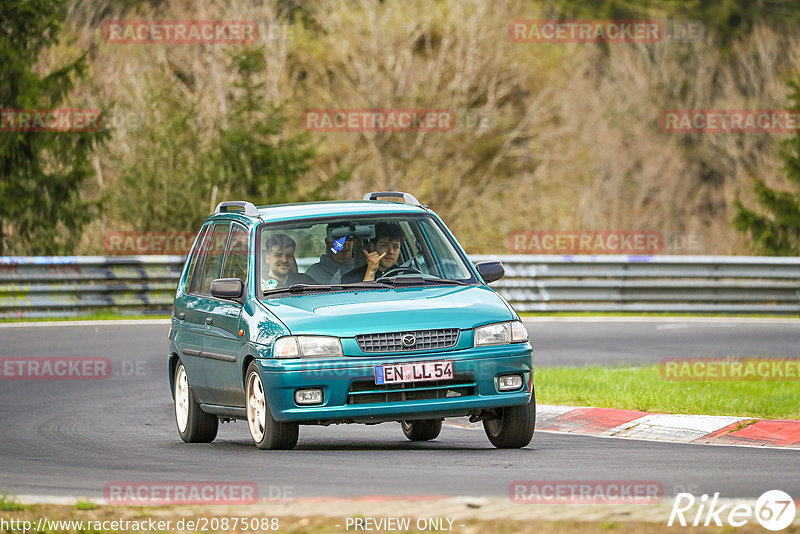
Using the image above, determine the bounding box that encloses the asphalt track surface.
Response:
[0,319,798,501]
[526,317,800,366]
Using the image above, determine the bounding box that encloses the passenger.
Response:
[262,234,316,291]
[342,222,405,283]
[305,224,356,284]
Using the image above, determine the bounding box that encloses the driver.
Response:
[342,222,405,283]
[262,234,316,291]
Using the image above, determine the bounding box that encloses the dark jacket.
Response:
[305,254,355,284]
[341,265,389,284]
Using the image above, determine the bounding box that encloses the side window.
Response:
[220,225,249,284]
[393,221,426,272]
[192,223,230,295]
[405,222,432,273]
[419,219,472,280]
[185,224,212,293]
[186,226,208,294]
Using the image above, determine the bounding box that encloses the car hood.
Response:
[259,285,514,337]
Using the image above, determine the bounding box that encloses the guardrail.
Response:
[1,255,799,318]
[0,256,185,318]
[472,254,800,314]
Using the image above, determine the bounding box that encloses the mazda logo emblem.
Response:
[402,334,416,347]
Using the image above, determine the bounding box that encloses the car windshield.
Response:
[257,214,477,295]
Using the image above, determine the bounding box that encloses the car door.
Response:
[181,222,230,402]
[171,224,213,398]
[201,223,249,407]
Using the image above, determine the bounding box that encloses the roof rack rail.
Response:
[363,191,423,207]
[214,201,260,217]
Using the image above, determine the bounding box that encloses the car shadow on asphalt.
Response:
[191,437,539,452]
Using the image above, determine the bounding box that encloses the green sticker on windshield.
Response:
[262,279,278,291]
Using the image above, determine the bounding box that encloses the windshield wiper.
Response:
[374,275,468,286]
[331,281,396,289]
[263,281,394,297]
[262,284,328,297]
[422,276,468,286]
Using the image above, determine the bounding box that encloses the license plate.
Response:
[375,360,454,385]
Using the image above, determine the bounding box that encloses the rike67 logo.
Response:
[668,490,796,531]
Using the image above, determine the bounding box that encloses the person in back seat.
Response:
[305,224,356,284]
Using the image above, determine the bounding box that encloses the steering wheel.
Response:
[381,266,423,278]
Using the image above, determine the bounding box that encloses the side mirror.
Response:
[475,261,505,283]
[210,278,244,300]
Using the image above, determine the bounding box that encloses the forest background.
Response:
[2,0,800,256]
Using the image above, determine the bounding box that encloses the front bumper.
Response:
[256,343,533,423]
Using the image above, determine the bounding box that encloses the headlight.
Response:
[274,336,342,358]
[474,321,528,346]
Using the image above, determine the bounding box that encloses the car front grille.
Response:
[356,328,460,353]
[346,375,476,405]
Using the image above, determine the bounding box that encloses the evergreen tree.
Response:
[110,88,214,234]
[0,0,106,254]
[215,48,349,204]
[113,47,350,236]
[543,0,800,47]
[732,75,800,256]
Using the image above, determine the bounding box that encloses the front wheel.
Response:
[401,419,443,441]
[483,389,536,449]
[174,361,218,443]
[245,362,298,450]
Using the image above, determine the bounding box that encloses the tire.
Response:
[483,388,536,449]
[401,419,443,441]
[174,361,218,443]
[245,362,298,450]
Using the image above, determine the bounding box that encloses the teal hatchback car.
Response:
[169,192,534,449]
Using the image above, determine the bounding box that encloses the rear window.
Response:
[190,223,230,295]
[183,225,209,292]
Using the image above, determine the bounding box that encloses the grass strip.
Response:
[536,364,800,420]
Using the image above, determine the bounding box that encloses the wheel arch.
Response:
[168,352,181,398]
[242,353,257,390]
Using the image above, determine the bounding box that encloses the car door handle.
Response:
[205,317,213,326]
[178,312,185,320]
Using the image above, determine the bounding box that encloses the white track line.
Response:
[0,319,171,328]
[523,316,800,324]
[534,429,800,451]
